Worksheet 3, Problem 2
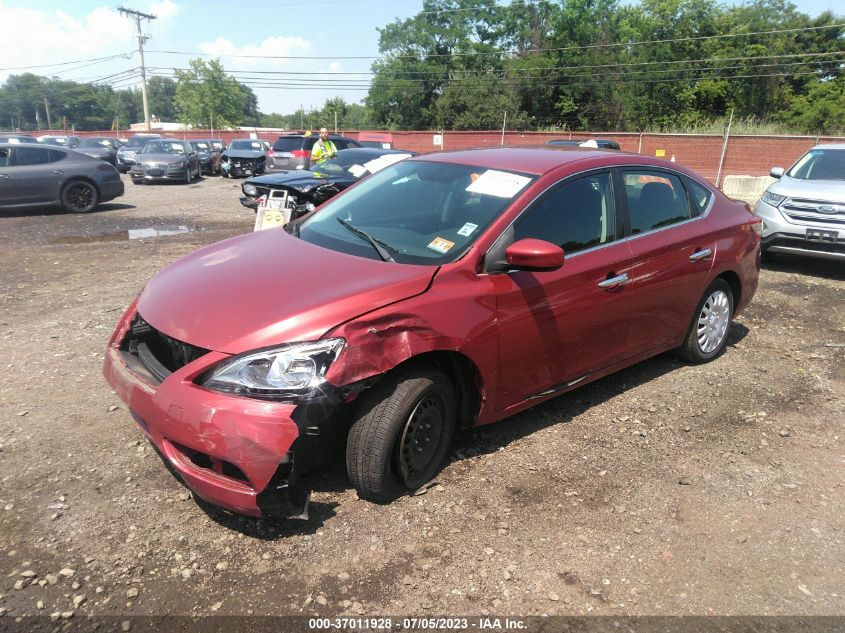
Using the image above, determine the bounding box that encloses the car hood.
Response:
[136,153,187,164]
[136,229,437,354]
[223,150,265,159]
[247,171,348,193]
[770,176,845,203]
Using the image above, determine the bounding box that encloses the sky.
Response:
[1,0,841,119]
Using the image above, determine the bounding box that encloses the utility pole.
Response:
[118,6,157,131]
[43,96,52,130]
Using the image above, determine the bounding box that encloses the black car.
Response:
[544,138,621,150]
[0,142,124,213]
[189,140,221,175]
[38,135,81,149]
[265,133,361,173]
[240,148,414,219]
[221,139,267,178]
[75,137,122,165]
[0,134,38,144]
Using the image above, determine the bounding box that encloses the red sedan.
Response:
[104,147,761,519]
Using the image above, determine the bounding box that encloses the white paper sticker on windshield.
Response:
[457,222,478,237]
[347,164,368,178]
[466,169,531,198]
[363,153,413,175]
[427,237,455,254]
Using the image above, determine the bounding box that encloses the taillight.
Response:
[266,149,275,157]
[291,150,309,159]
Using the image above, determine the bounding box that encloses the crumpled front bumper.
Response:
[102,306,313,519]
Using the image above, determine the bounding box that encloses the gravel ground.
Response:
[0,174,843,624]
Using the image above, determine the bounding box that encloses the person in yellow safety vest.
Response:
[311,127,337,164]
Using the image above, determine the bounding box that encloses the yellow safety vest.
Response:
[311,139,337,163]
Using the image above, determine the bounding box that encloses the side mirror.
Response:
[505,238,564,272]
[770,167,784,179]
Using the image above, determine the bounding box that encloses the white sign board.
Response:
[433,134,442,147]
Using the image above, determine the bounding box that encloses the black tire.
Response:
[675,278,734,364]
[61,180,99,213]
[185,166,192,185]
[346,365,456,502]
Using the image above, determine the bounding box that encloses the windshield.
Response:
[126,136,158,148]
[310,152,412,179]
[298,161,535,265]
[142,141,187,154]
[788,149,845,181]
[79,138,111,148]
[230,140,264,151]
[191,142,210,151]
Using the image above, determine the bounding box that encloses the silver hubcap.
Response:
[697,290,730,354]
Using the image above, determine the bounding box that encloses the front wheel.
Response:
[346,366,456,502]
[675,279,734,363]
[61,180,99,213]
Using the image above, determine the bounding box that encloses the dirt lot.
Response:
[1,174,843,626]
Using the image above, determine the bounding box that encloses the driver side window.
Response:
[514,172,616,254]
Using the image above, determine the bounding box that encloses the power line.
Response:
[145,22,845,61]
[0,52,134,72]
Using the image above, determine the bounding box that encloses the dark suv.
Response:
[265,133,361,173]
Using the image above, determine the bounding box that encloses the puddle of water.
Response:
[52,226,194,244]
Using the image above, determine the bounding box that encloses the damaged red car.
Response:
[103,147,761,519]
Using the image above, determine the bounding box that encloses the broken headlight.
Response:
[202,339,344,400]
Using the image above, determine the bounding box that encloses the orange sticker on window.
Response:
[427,237,455,254]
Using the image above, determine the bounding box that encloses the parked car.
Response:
[189,140,221,176]
[265,133,361,173]
[0,142,124,213]
[103,146,760,519]
[38,135,81,149]
[754,144,845,261]
[240,148,415,218]
[357,131,394,149]
[545,139,621,150]
[75,137,122,165]
[128,139,201,185]
[116,133,162,173]
[208,139,225,153]
[220,139,267,178]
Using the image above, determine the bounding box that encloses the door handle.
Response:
[689,248,712,262]
[52,170,65,175]
[598,273,629,289]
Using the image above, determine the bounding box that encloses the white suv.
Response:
[754,144,845,261]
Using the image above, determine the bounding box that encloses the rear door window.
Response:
[14,147,62,165]
[622,171,692,234]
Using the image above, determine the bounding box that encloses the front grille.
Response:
[781,198,845,226]
[120,314,209,384]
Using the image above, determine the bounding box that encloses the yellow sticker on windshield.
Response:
[427,237,455,254]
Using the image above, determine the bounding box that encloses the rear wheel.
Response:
[675,279,734,363]
[61,180,99,213]
[346,366,455,502]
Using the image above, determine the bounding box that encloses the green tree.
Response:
[174,58,257,128]
[147,77,178,121]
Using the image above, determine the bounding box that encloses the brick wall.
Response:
[38,128,845,186]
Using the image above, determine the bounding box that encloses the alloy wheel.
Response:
[696,289,731,354]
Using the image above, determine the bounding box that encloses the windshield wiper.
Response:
[336,217,396,262]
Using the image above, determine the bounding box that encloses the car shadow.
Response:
[0,202,136,217]
[180,323,750,538]
[763,255,845,281]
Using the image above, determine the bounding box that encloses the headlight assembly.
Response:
[243,183,257,196]
[201,339,344,400]
[761,190,785,207]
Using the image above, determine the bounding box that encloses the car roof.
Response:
[414,145,632,176]
[812,144,845,150]
[336,148,411,157]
